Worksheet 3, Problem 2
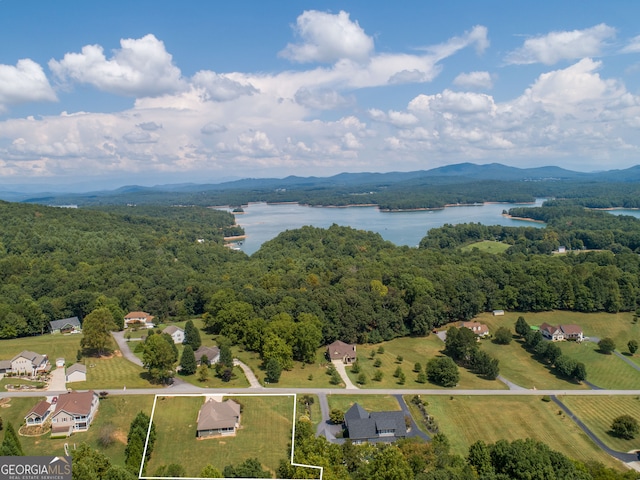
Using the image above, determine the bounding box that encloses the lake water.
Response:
[222,199,546,255]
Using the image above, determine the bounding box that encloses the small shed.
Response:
[492,310,505,316]
[66,363,87,383]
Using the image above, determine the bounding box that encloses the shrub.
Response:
[611,415,639,439]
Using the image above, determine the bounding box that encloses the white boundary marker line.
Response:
[139,392,322,480]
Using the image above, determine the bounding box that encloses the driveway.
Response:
[233,359,263,388]
[112,331,143,367]
[47,367,66,392]
[332,360,358,389]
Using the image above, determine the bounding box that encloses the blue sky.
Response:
[2,1,640,189]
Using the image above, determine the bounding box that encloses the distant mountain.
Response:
[5,162,640,204]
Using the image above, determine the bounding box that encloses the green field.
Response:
[562,396,640,453]
[0,395,153,466]
[460,240,510,253]
[68,356,150,389]
[178,365,249,388]
[424,395,621,469]
[474,311,640,389]
[0,333,82,366]
[146,395,294,477]
[344,336,507,390]
[327,394,401,414]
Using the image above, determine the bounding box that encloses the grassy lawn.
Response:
[68,356,150,390]
[0,395,153,466]
[296,394,322,429]
[344,336,506,390]
[146,394,294,477]
[460,240,510,254]
[0,333,81,365]
[327,394,401,414]
[177,365,249,388]
[425,395,621,470]
[233,347,340,389]
[562,396,640,453]
[560,342,640,389]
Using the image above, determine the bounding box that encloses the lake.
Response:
[222,199,546,255]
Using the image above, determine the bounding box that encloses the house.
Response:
[326,340,357,364]
[343,403,407,444]
[540,323,564,341]
[24,400,51,426]
[50,390,99,437]
[540,323,583,342]
[195,346,220,366]
[49,316,81,334]
[492,310,505,316]
[124,311,155,329]
[163,325,185,344]
[66,364,87,383]
[560,324,584,341]
[460,321,490,337]
[10,351,51,376]
[196,398,241,438]
[0,360,11,374]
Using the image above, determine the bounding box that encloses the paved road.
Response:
[614,350,640,372]
[332,360,357,389]
[111,331,143,367]
[551,395,639,463]
[394,394,431,441]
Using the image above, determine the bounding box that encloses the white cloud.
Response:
[505,24,616,65]
[294,87,352,110]
[200,122,227,135]
[0,59,57,111]
[621,34,640,53]
[279,10,374,64]
[191,71,258,101]
[49,34,186,96]
[137,121,162,131]
[453,71,493,89]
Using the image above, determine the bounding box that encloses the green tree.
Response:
[351,359,361,374]
[200,465,223,478]
[393,366,403,378]
[197,363,209,382]
[0,422,24,455]
[373,370,384,382]
[293,314,323,363]
[416,371,427,383]
[219,342,233,368]
[182,319,201,350]
[154,464,186,477]
[329,408,344,424]
[261,333,293,370]
[142,334,177,384]
[374,358,382,367]
[515,316,530,337]
[573,362,587,382]
[125,412,155,475]
[445,326,478,363]
[426,356,459,387]
[357,372,367,385]
[413,362,422,373]
[611,414,639,439]
[628,339,638,355]
[179,345,197,375]
[494,326,512,345]
[223,458,270,478]
[265,357,282,383]
[598,337,616,354]
[468,440,494,477]
[81,307,117,356]
[357,444,414,480]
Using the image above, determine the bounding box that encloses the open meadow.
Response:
[423,395,622,470]
[327,394,402,414]
[561,396,640,453]
[145,394,294,477]
[0,333,81,365]
[460,240,510,254]
[344,336,506,390]
[0,395,153,466]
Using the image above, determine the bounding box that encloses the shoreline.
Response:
[501,214,545,224]
[223,235,247,242]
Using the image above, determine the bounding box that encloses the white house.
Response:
[24,400,51,426]
[163,325,185,344]
[124,311,155,329]
[10,351,50,376]
[66,363,87,383]
[50,391,99,437]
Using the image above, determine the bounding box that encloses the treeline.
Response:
[0,201,244,338]
[281,418,636,479]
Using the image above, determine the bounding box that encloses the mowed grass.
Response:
[68,355,150,389]
[0,395,153,466]
[460,240,510,254]
[0,333,81,365]
[233,347,340,389]
[562,396,640,453]
[178,365,249,388]
[425,395,621,469]
[146,395,294,477]
[328,394,401,413]
[474,311,640,389]
[345,337,506,390]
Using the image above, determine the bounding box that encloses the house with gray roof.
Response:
[196,398,241,438]
[49,316,81,334]
[66,363,87,383]
[343,403,407,444]
[11,351,50,376]
[195,346,220,366]
[163,325,185,344]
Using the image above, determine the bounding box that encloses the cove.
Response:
[224,199,546,255]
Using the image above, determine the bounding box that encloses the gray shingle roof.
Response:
[49,316,80,331]
[344,403,406,442]
[197,399,240,431]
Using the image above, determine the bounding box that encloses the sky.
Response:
[2,1,640,190]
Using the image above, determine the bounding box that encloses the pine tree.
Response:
[180,345,197,375]
[0,422,24,456]
[219,343,233,368]
[182,320,201,350]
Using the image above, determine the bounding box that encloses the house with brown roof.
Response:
[10,351,51,376]
[24,400,51,426]
[540,323,583,342]
[163,325,185,344]
[196,398,241,438]
[460,321,490,338]
[50,390,99,437]
[326,340,357,364]
[124,311,155,329]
